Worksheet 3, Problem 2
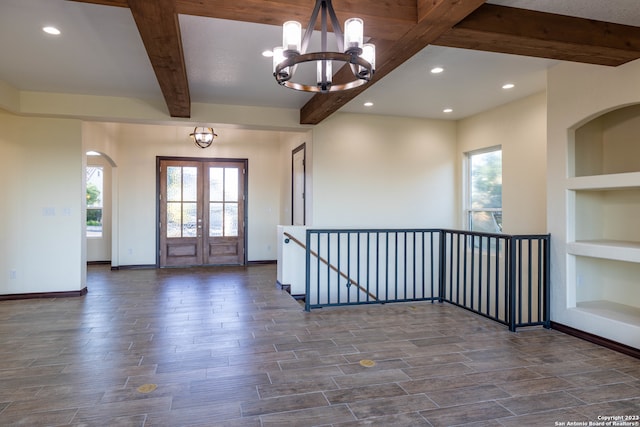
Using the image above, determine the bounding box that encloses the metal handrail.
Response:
[297,228,550,332]
[283,232,377,301]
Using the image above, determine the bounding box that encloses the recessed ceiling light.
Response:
[443,108,453,113]
[431,67,444,74]
[42,26,61,35]
[502,83,515,89]
[363,101,374,107]
[262,50,274,58]
[86,151,101,156]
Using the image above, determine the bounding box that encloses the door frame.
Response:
[156,156,248,267]
[291,143,306,225]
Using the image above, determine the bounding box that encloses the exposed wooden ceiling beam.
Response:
[66,0,640,124]
[175,0,418,42]
[433,4,640,67]
[68,0,128,6]
[127,0,191,117]
[299,0,487,125]
[67,0,417,40]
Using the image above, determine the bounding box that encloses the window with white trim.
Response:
[86,166,103,237]
[465,146,502,233]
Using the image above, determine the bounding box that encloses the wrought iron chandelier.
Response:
[272,0,375,93]
[189,127,217,149]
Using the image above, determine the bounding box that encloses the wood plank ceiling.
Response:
[69,0,640,124]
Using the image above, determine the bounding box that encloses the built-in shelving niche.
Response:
[572,255,640,327]
[571,104,640,177]
[568,104,640,328]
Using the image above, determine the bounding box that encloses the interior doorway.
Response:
[158,157,247,267]
[86,151,115,263]
[292,143,306,225]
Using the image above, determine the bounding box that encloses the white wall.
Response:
[278,131,313,226]
[311,113,457,228]
[0,86,549,300]
[457,92,548,234]
[0,112,85,294]
[104,123,308,265]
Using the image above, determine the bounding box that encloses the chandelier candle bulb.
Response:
[360,43,375,77]
[283,21,302,54]
[273,47,289,78]
[317,60,332,89]
[344,18,363,53]
[272,0,375,92]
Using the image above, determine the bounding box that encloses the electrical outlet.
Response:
[9,270,17,280]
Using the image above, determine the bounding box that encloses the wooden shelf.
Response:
[566,172,640,190]
[574,300,640,327]
[568,240,640,263]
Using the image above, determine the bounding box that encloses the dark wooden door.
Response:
[159,159,245,267]
[203,161,245,265]
[292,143,305,225]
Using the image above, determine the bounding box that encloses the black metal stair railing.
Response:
[294,228,550,331]
[438,229,550,331]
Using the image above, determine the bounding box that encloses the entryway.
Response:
[292,143,306,225]
[158,157,247,267]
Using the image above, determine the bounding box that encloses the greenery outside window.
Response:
[465,146,502,233]
[86,166,103,237]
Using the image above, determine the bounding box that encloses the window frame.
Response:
[86,165,104,239]
[463,145,503,233]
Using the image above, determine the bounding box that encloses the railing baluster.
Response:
[317,232,322,305]
[495,237,500,321]
[347,232,352,304]
[544,237,551,328]
[403,231,408,300]
[300,229,549,332]
[518,239,523,326]
[376,231,380,303]
[476,236,482,313]
[456,233,461,305]
[439,232,443,301]
[485,236,491,316]
[366,232,371,302]
[528,238,533,325]
[413,231,417,300]
[385,231,389,301]
[337,231,341,305]
[394,232,398,300]
[429,232,434,301]
[448,233,454,303]
[508,237,516,332]
[305,230,311,312]
[469,234,475,309]
[356,232,361,304]
[537,238,542,323]
[462,233,467,308]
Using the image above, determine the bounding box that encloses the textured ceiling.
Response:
[0,0,639,123]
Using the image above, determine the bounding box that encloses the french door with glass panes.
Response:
[159,158,246,267]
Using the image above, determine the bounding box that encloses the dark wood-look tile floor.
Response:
[0,264,639,426]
